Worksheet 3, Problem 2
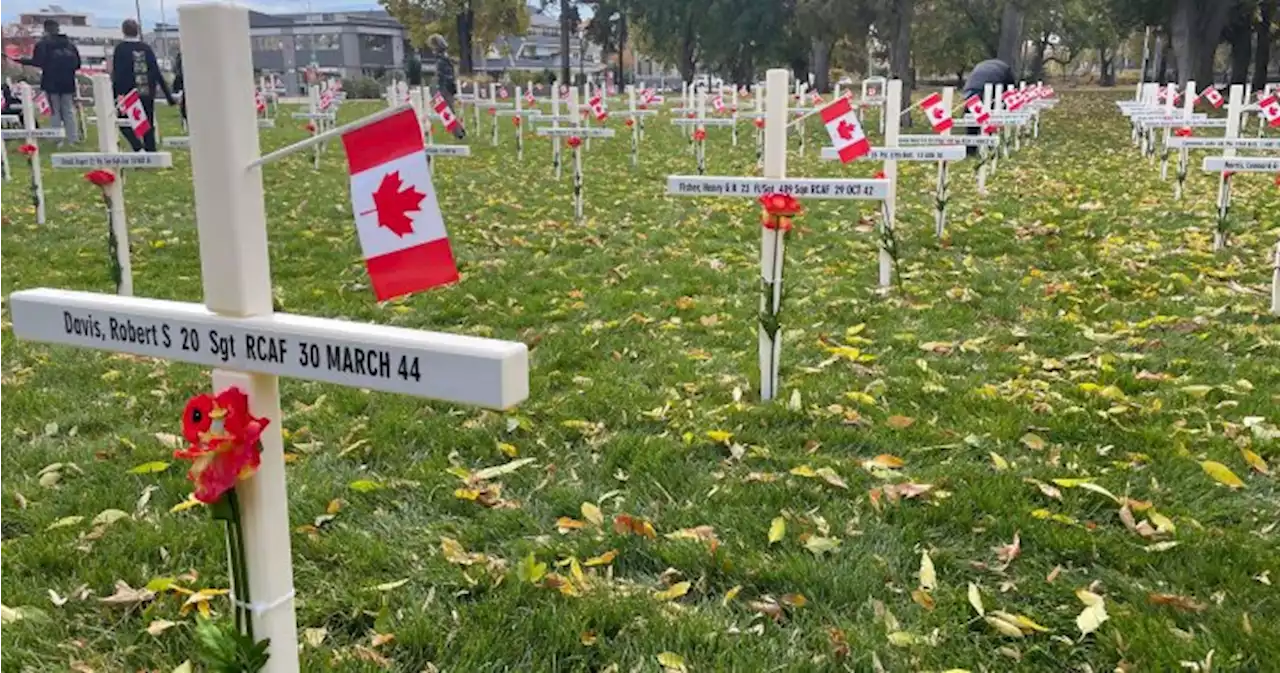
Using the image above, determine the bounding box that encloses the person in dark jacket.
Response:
[111,19,175,152]
[10,20,81,143]
[172,51,186,123]
[2,82,24,127]
[428,33,465,139]
[961,58,1016,155]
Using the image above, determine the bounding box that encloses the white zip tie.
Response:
[231,589,295,617]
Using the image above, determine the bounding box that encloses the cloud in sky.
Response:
[2,0,381,25]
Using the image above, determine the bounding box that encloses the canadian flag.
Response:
[1002,89,1024,111]
[810,92,823,105]
[712,94,725,113]
[341,109,458,301]
[117,89,150,137]
[319,90,336,111]
[919,92,952,132]
[560,85,571,100]
[819,97,870,163]
[498,86,509,99]
[34,91,51,116]
[1259,93,1280,127]
[1200,86,1224,108]
[965,94,991,124]
[588,94,608,121]
[524,89,536,104]
[255,90,266,114]
[432,93,461,133]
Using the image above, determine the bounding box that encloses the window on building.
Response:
[361,34,390,52]
[299,33,340,51]
[71,16,86,26]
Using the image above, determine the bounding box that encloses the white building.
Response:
[2,6,122,71]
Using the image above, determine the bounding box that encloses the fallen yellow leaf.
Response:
[653,581,691,602]
[1201,460,1245,489]
[1240,448,1270,475]
[885,415,916,429]
[768,517,786,544]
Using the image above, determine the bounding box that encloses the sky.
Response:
[1,0,383,26]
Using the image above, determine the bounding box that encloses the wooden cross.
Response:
[494,86,538,160]
[1,84,64,223]
[50,75,176,296]
[290,85,336,169]
[665,68,890,401]
[822,84,966,238]
[535,87,615,221]
[9,8,529,671]
[619,85,658,167]
[1199,85,1252,250]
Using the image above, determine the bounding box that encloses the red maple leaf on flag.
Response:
[837,119,855,140]
[364,171,425,237]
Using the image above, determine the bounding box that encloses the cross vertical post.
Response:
[1160,82,1175,179]
[552,79,562,179]
[21,85,46,224]
[179,4,298,670]
[880,79,901,288]
[93,74,133,296]
[696,87,706,175]
[1214,85,1243,251]
[472,81,481,134]
[759,68,788,402]
[515,86,524,160]
[1175,79,1195,199]
[730,84,739,147]
[755,84,764,168]
[935,86,953,239]
[1272,242,1280,316]
[628,84,638,167]
[490,83,499,147]
[569,87,583,221]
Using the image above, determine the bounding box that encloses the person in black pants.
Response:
[111,19,175,151]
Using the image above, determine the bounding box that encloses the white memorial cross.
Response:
[291,85,336,169]
[824,84,966,239]
[1273,242,1280,317]
[10,6,529,672]
[1,111,21,181]
[1198,85,1253,250]
[532,79,576,180]
[535,87,615,221]
[50,75,175,296]
[665,68,890,401]
[494,86,539,161]
[486,83,514,147]
[2,84,64,223]
[620,85,658,167]
[671,90,735,173]
[862,76,887,134]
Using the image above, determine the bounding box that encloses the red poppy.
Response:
[567,135,582,149]
[753,118,765,129]
[624,118,634,127]
[304,121,317,133]
[982,125,997,135]
[84,169,116,186]
[1274,173,1280,187]
[1173,126,1193,137]
[182,393,215,444]
[759,192,802,217]
[686,112,696,119]
[873,170,886,180]
[512,116,521,127]
[174,387,270,504]
[693,128,707,142]
[488,106,496,115]
[1223,170,1236,178]
[17,143,37,156]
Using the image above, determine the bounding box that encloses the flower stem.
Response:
[225,488,254,641]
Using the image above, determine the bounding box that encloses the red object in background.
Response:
[567,135,583,149]
[624,118,634,128]
[759,192,802,217]
[753,118,765,129]
[17,143,37,156]
[84,169,116,186]
[693,128,706,141]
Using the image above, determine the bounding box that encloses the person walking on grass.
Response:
[8,20,81,145]
[428,33,466,139]
[111,19,175,152]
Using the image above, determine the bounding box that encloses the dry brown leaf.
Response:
[1148,593,1207,612]
[885,415,916,429]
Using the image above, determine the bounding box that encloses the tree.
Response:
[794,0,874,92]
[627,0,707,82]
[1170,0,1232,86]
[380,0,529,75]
[882,0,916,93]
[1253,0,1275,89]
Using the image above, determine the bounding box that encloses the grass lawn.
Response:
[2,90,1278,672]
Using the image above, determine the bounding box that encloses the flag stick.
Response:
[247,104,412,170]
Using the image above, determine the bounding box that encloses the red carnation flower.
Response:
[873,170,886,180]
[1173,127,1193,137]
[17,143,37,156]
[753,118,765,129]
[488,106,496,115]
[693,128,707,141]
[567,135,582,149]
[84,169,116,186]
[686,112,696,119]
[512,116,521,127]
[624,118,634,127]
[304,121,317,133]
[982,124,997,135]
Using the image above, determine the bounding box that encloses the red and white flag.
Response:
[919,92,952,132]
[1259,93,1280,128]
[35,92,51,117]
[588,94,608,121]
[341,108,458,301]
[319,90,336,111]
[819,97,870,163]
[712,94,725,113]
[810,92,823,105]
[965,94,991,124]
[1002,89,1024,111]
[498,86,509,100]
[431,93,460,133]
[559,85,571,100]
[255,90,266,114]
[117,89,150,137]
[1200,86,1223,108]
[524,89,536,105]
